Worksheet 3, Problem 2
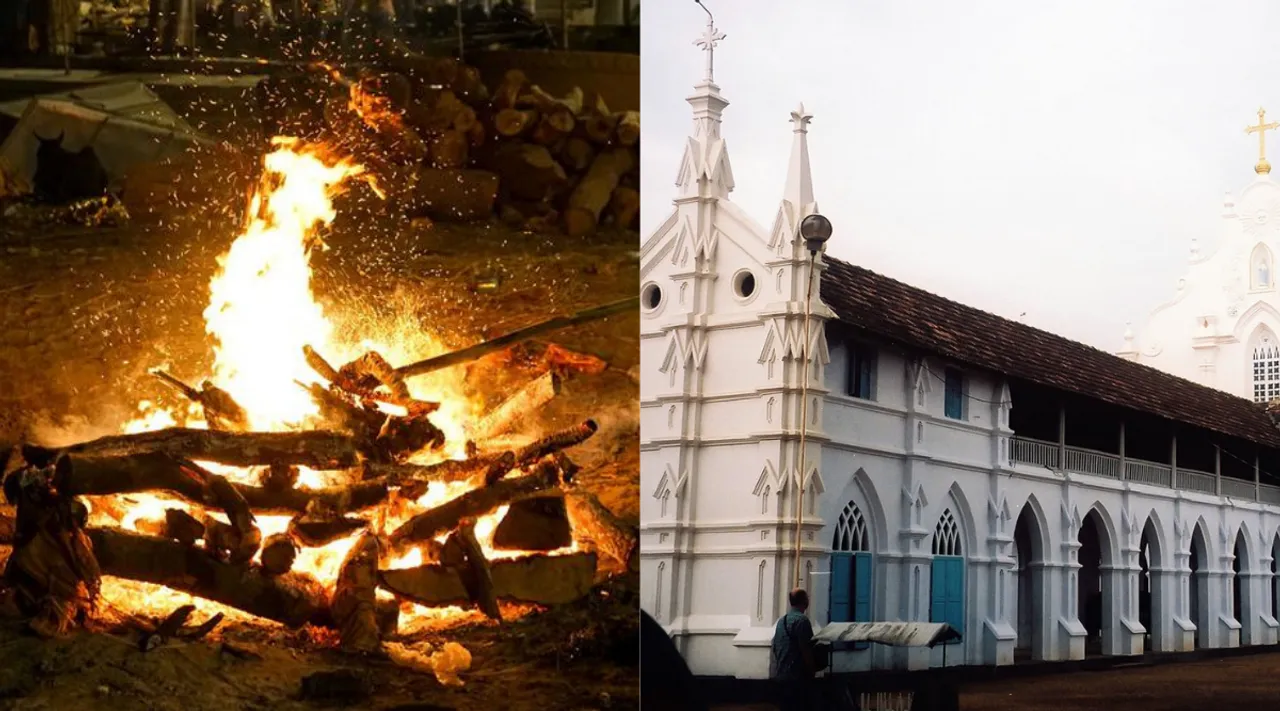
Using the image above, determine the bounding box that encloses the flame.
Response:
[106,138,572,634]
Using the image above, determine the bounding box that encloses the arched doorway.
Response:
[1139,517,1165,652]
[1190,524,1211,648]
[1234,530,1254,645]
[1078,509,1113,656]
[1013,503,1047,661]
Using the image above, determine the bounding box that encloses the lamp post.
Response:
[793,213,832,589]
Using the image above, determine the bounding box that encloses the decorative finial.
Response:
[1246,107,1279,175]
[693,1,726,83]
[790,103,813,132]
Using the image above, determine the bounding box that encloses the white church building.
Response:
[640,19,1280,678]
[1122,109,1280,405]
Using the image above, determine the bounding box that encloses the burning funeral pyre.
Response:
[0,137,636,680]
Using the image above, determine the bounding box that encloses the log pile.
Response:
[324,61,641,236]
[0,315,638,657]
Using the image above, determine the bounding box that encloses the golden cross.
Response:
[1246,107,1280,174]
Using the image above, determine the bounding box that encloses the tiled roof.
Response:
[820,255,1280,448]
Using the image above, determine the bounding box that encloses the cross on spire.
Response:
[1246,107,1279,175]
[693,16,726,83]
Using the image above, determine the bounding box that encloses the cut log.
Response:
[429,130,469,170]
[331,533,382,652]
[288,515,369,547]
[613,111,640,147]
[386,459,564,549]
[491,69,527,109]
[494,108,539,138]
[410,168,499,222]
[513,419,598,466]
[261,534,298,575]
[203,516,262,565]
[491,497,572,552]
[472,372,561,439]
[27,428,359,469]
[379,552,597,607]
[87,527,328,628]
[564,149,635,238]
[563,488,637,571]
[260,464,299,492]
[490,143,567,202]
[455,519,501,621]
[582,95,617,145]
[559,137,595,173]
[608,186,640,230]
[336,350,412,404]
[53,453,255,533]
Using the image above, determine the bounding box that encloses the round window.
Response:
[733,270,756,299]
[642,283,663,311]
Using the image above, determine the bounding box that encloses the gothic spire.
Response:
[783,103,816,215]
[675,7,734,199]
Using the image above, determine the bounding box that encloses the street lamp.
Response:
[794,213,831,589]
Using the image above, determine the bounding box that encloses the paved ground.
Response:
[709,651,1280,710]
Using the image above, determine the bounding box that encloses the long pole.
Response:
[793,252,816,589]
[394,297,638,378]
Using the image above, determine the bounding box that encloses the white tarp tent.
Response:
[812,621,961,648]
[0,81,208,196]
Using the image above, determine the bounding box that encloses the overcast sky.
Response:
[640,0,1280,351]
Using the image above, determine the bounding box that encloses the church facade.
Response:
[640,20,1280,678]
[1122,109,1280,403]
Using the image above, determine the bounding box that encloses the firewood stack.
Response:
[328,60,641,236]
[0,333,637,653]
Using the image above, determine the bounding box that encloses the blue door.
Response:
[930,556,965,643]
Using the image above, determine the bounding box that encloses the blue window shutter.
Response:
[946,558,965,639]
[853,552,873,622]
[929,558,947,624]
[830,553,853,623]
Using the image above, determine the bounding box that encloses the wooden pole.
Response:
[394,297,637,378]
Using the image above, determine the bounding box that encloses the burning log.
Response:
[379,552,597,607]
[86,527,328,628]
[261,534,298,575]
[163,509,205,546]
[203,516,262,565]
[151,370,249,432]
[25,428,359,469]
[491,497,572,552]
[563,488,638,572]
[373,412,446,463]
[360,451,511,484]
[454,519,500,621]
[260,464,299,492]
[288,515,369,547]
[234,479,389,516]
[513,420,598,466]
[331,534,382,652]
[472,372,561,439]
[395,297,638,378]
[386,459,563,550]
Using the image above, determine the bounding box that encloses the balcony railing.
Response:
[1012,436,1268,503]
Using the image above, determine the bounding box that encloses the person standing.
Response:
[770,588,817,711]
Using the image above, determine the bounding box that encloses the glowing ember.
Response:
[103,138,573,631]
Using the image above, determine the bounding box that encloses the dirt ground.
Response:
[0,142,640,708]
[709,651,1280,710]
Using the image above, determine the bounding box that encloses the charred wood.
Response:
[25,428,359,469]
[379,552,597,607]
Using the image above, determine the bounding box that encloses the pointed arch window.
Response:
[829,502,873,645]
[1254,243,1275,290]
[930,508,965,642]
[1252,333,1280,403]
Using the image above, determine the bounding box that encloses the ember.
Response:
[0,138,634,676]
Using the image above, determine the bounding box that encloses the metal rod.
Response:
[793,252,816,589]
[394,297,638,378]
